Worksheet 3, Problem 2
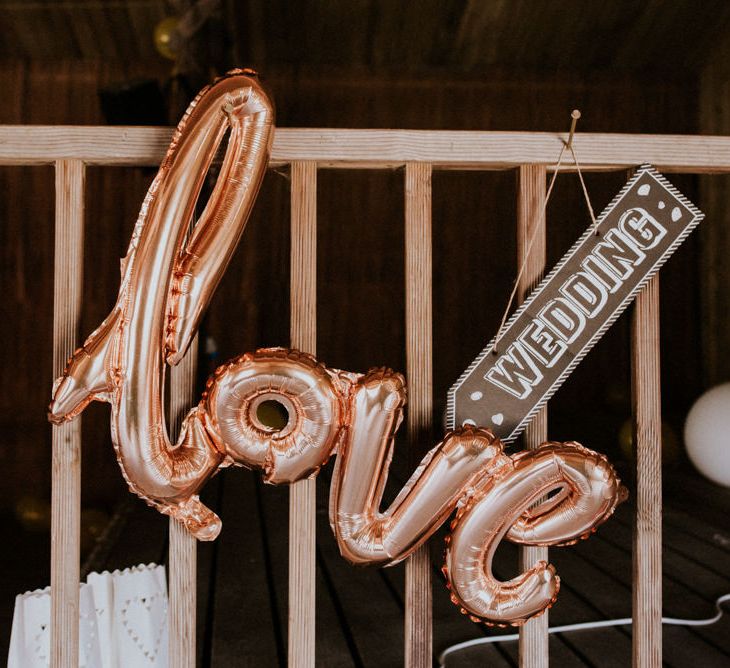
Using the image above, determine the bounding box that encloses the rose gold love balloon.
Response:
[49,71,626,627]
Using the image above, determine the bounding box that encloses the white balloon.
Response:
[685,383,730,487]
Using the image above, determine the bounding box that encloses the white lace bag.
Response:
[8,563,168,668]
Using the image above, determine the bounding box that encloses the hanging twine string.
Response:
[490,109,597,355]
[569,142,599,235]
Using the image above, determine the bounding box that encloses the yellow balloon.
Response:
[154,17,180,61]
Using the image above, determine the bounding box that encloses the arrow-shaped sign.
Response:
[446,165,703,441]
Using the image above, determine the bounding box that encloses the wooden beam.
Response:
[51,158,85,668]
[516,165,549,668]
[631,275,663,668]
[404,162,433,668]
[168,338,199,668]
[3,126,730,171]
[289,161,317,668]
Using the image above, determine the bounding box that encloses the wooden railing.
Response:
[2,126,725,667]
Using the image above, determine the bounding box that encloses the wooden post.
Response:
[51,159,85,668]
[516,164,549,668]
[404,162,433,668]
[631,275,662,668]
[168,338,199,668]
[289,161,317,668]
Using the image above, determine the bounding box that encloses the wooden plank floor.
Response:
[2,465,730,666]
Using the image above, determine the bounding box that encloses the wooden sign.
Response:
[446,165,703,441]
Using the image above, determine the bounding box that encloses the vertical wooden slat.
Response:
[516,164,549,668]
[404,161,433,668]
[289,161,317,668]
[632,275,662,668]
[168,338,199,668]
[51,159,85,668]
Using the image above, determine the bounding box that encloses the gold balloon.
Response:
[203,348,345,483]
[153,17,180,61]
[49,69,275,540]
[444,440,626,625]
[48,70,627,627]
[204,353,625,625]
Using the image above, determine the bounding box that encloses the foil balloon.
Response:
[443,440,627,625]
[203,348,345,483]
[49,70,627,627]
[326,371,624,624]
[49,69,275,539]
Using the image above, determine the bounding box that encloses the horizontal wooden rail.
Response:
[3,126,730,171]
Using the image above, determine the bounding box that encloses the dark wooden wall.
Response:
[0,59,703,509]
[699,34,730,387]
